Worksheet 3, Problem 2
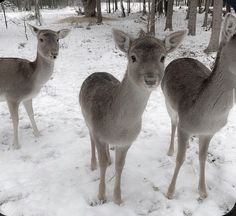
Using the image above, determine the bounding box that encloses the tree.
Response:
[164,0,174,31]
[121,0,125,17]
[202,0,212,28]
[35,0,42,25]
[185,0,190,19]
[205,0,223,53]
[149,0,156,34]
[96,0,102,24]
[82,0,96,17]
[188,0,197,35]
[142,0,146,15]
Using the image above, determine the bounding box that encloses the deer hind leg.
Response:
[166,100,178,156]
[167,127,189,199]
[94,137,109,203]
[7,100,20,150]
[89,132,97,171]
[168,119,177,156]
[198,135,212,199]
[113,145,130,205]
[23,99,40,137]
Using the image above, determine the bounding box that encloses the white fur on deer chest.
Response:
[34,65,54,87]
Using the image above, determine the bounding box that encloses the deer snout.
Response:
[51,51,58,59]
[144,73,158,86]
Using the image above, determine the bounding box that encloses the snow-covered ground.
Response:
[0,7,236,216]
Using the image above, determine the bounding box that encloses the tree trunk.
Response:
[202,0,211,27]
[164,0,167,15]
[121,0,125,17]
[143,0,146,15]
[127,0,130,14]
[83,0,96,17]
[150,0,156,34]
[17,0,22,11]
[164,0,174,31]
[204,0,223,53]
[197,0,202,13]
[188,0,197,35]
[185,0,190,19]
[35,0,41,25]
[114,0,118,11]
[96,0,102,24]
[157,0,163,16]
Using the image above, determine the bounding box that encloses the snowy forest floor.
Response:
[0,6,236,216]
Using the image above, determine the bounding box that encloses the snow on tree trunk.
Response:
[164,0,174,31]
[188,0,197,35]
[204,0,223,53]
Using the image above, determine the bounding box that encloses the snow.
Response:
[0,6,236,216]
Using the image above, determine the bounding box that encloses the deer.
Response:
[0,25,70,150]
[79,28,187,205]
[161,13,236,200]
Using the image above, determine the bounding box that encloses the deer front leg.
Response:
[7,100,20,150]
[95,139,109,203]
[113,145,130,205]
[198,135,212,199]
[167,127,189,199]
[23,99,40,137]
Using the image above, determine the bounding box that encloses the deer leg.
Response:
[89,132,97,171]
[168,120,177,156]
[23,99,40,137]
[198,135,212,199]
[7,100,20,150]
[167,127,189,199]
[106,144,112,166]
[113,145,130,205]
[95,138,109,203]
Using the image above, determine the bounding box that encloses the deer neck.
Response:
[112,71,151,126]
[196,52,234,114]
[32,52,55,87]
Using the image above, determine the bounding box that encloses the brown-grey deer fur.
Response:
[0,25,70,149]
[161,13,236,199]
[79,28,187,204]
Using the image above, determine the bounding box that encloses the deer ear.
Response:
[28,24,39,36]
[164,30,187,53]
[112,28,132,53]
[221,13,236,42]
[58,29,71,39]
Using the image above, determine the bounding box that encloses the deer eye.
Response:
[40,38,44,42]
[160,55,165,63]
[131,55,136,63]
[57,39,59,42]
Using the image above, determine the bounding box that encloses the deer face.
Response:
[28,25,70,61]
[127,37,166,90]
[112,29,187,91]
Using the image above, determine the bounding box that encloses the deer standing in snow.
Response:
[161,13,236,199]
[79,29,187,204]
[0,25,70,149]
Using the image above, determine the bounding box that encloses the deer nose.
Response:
[51,52,58,59]
[144,73,157,86]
